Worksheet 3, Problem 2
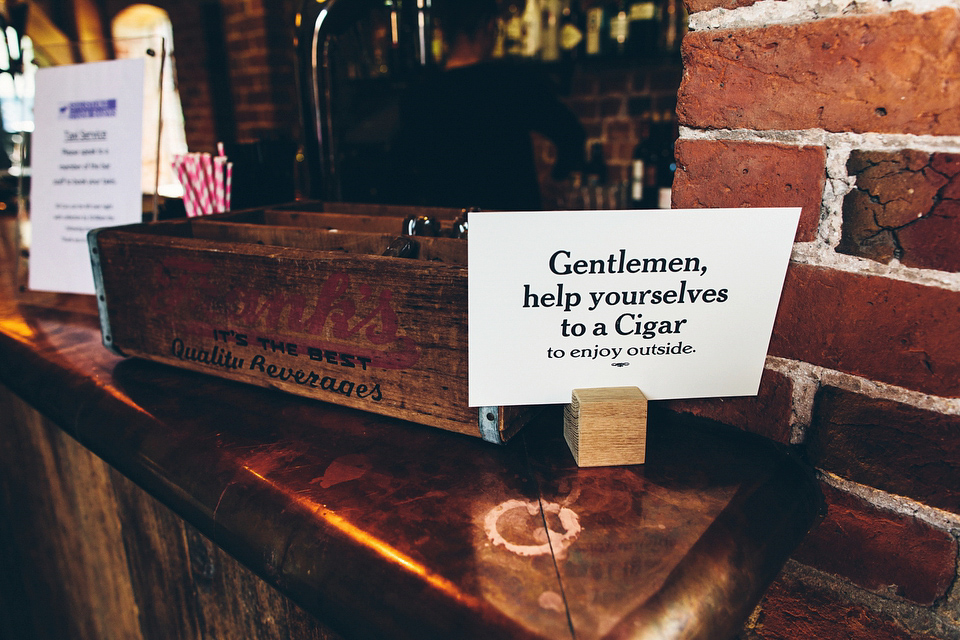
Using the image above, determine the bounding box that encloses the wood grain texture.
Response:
[90,209,501,439]
[564,387,648,467]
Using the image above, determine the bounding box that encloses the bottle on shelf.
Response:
[431,13,445,62]
[656,122,677,209]
[584,1,607,58]
[541,0,562,62]
[520,0,543,58]
[657,154,675,208]
[368,14,389,77]
[631,115,677,209]
[559,0,586,62]
[502,3,525,57]
[582,141,609,209]
[658,0,681,58]
[365,0,401,77]
[629,122,651,208]
[584,141,608,186]
[608,0,630,57]
[415,0,434,66]
[627,0,658,57]
[386,0,402,68]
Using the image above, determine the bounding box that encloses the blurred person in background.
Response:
[387,0,586,211]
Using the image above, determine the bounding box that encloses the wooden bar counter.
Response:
[0,217,822,640]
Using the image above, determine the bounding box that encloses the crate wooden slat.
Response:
[88,205,530,443]
[192,212,467,265]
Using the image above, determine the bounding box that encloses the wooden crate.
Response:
[88,202,535,443]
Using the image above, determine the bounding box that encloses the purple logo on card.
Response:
[58,99,117,119]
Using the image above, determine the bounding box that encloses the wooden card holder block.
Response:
[563,387,647,467]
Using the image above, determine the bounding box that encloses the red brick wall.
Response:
[218,0,300,144]
[668,2,960,638]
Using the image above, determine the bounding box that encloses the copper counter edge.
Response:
[0,315,548,640]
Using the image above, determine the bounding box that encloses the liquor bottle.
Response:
[503,3,524,57]
[657,146,675,207]
[374,0,413,74]
[629,123,651,208]
[658,0,685,58]
[656,121,677,208]
[521,0,542,58]
[541,0,561,62]
[637,117,665,209]
[584,2,606,58]
[584,142,608,186]
[415,0,434,66]
[608,0,630,57]
[559,0,585,62]
[628,0,658,56]
[369,7,390,77]
[387,0,401,62]
[431,16,446,63]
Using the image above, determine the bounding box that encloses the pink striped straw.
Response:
[213,155,226,212]
[172,154,187,216]
[201,152,216,213]
[225,161,233,211]
[187,153,210,215]
[184,154,196,212]
[173,155,199,217]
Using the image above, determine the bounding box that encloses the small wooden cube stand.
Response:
[563,387,648,467]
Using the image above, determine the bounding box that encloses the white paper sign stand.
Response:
[467,207,801,468]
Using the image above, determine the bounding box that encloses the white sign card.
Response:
[468,208,801,407]
[29,58,145,295]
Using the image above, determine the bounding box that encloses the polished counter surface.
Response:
[0,218,821,640]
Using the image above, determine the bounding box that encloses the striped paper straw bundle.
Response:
[172,145,234,217]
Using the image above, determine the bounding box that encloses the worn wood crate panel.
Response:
[266,200,464,220]
[89,209,527,442]
[192,212,467,265]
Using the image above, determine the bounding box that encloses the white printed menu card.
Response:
[29,58,145,295]
[468,208,801,407]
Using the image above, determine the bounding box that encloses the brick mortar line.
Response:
[815,473,960,629]
[789,244,960,290]
[678,126,960,154]
[778,559,960,638]
[761,356,819,443]
[714,353,960,447]
[818,470,960,533]
[765,355,960,417]
[687,0,960,32]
